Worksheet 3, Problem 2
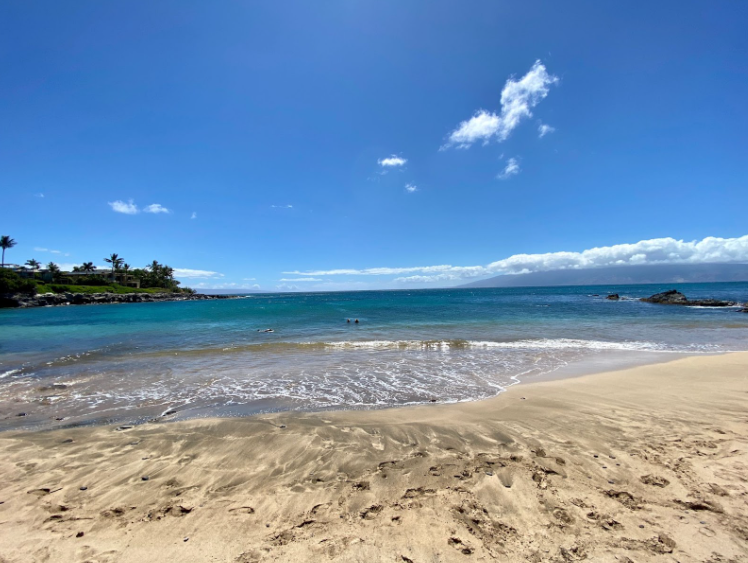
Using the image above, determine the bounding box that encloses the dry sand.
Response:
[1,353,747,563]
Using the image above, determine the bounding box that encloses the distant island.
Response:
[458,263,748,289]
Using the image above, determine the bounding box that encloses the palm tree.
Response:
[104,253,123,282]
[82,262,96,274]
[122,263,131,286]
[0,235,16,268]
[47,262,62,281]
[25,259,41,271]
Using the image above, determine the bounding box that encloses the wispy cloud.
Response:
[279,277,323,282]
[378,155,407,167]
[276,284,299,291]
[192,282,260,290]
[172,268,224,279]
[243,277,256,281]
[405,183,418,193]
[498,157,520,180]
[144,203,170,214]
[34,247,71,257]
[271,204,293,209]
[35,193,44,198]
[108,200,139,215]
[288,235,748,284]
[191,212,197,219]
[538,123,555,138]
[108,200,171,215]
[443,60,558,149]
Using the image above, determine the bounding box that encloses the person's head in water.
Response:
[355,319,359,324]
[347,319,350,323]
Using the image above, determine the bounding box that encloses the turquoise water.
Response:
[1,283,747,429]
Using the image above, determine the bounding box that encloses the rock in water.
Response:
[606,294,620,300]
[641,289,735,307]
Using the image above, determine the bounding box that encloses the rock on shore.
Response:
[640,289,736,307]
[0,292,233,308]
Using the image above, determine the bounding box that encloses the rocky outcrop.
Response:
[641,290,736,307]
[0,292,233,308]
[606,294,620,300]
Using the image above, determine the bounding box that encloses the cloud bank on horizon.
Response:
[284,235,748,284]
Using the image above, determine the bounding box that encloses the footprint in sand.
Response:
[498,468,514,488]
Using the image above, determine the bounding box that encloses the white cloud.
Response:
[271,204,293,209]
[276,284,299,291]
[108,200,139,214]
[35,193,44,198]
[498,157,520,180]
[405,183,418,193]
[144,203,170,214]
[538,123,555,138]
[443,111,502,149]
[34,247,70,257]
[54,262,108,272]
[191,212,197,219]
[284,265,484,277]
[443,60,558,149]
[173,268,224,279]
[378,155,407,167]
[279,277,323,282]
[243,277,256,281]
[191,282,260,290]
[289,235,748,284]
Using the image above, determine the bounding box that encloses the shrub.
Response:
[0,269,37,295]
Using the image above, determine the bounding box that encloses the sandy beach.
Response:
[0,353,747,563]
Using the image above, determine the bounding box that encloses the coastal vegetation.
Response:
[0,236,194,297]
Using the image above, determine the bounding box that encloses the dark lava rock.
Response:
[141,476,150,481]
[606,294,620,300]
[1,291,236,309]
[76,532,84,538]
[79,486,88,491]
[641,289,735,307]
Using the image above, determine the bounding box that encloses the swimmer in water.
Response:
[354,319,359,324]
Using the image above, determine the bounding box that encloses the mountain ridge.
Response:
[457,263,748,288]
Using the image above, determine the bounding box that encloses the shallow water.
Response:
[1,283,747,430]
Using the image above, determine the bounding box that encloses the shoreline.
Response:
[1,347,716,433]
[0,291,237,309]
[1,353,747,561]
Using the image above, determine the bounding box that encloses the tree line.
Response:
[1,236,188,294]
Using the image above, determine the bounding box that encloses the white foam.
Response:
[316,338,723,353]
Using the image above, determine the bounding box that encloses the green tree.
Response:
[25,259,41,271]
[122,263,131,285]
[82,262,96,273]
[1,236,17,268]
[47,262,62,281]
[104,253,123,282]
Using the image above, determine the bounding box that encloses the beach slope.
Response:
[1,353,747,562]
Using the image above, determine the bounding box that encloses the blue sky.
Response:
[1,1,747,291]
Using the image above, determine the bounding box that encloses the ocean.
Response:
[1,283,747,430]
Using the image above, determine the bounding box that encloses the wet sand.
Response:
[0,353,747,562]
